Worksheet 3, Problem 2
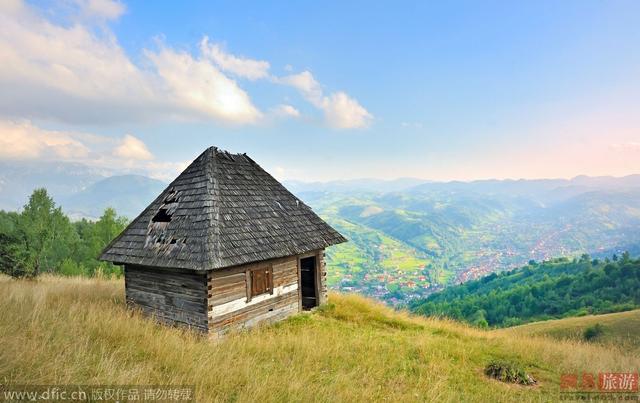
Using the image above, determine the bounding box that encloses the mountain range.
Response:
[1,161,639,305]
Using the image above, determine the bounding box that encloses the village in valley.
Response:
[318,193,639,305]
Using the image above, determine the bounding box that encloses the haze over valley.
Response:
[4,162,638,305]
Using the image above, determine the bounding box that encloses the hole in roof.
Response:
[164,188,179,203]
[152,208,172,223]
[145,188,182,251]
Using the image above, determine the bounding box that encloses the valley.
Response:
[294,176,640,305]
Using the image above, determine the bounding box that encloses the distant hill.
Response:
[285,177,428,194]
[408,175,640,202]
[0,161,105,211]
[409,255,640,327]
[2,275,638,401]
[60,175,167,219]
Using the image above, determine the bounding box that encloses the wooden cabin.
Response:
[100,147,346,337]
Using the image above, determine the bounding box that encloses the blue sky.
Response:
[1,0,639,181]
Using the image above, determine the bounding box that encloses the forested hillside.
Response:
[409,254,640,327]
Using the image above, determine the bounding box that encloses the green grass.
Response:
[2,276,640,402]
[500,309,640,353]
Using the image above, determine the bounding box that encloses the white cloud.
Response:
[278,71,372,129]
[0,1,261,125]
[321,92,372,129]
[200,37,270,80]
[0,1,154,122]
[278,71,324,106]
[0,120,90,160]
[0,120,185,180]
[113,134,153,160]
[147,47,262,124]
[76,0,126,21]
[272,104,300,118]
[0,1,370,129]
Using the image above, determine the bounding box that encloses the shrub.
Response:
[583,324,605,341]
[484,360,536,385]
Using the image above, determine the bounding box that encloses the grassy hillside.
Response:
[501,309,640,353]
[2,276,640,402]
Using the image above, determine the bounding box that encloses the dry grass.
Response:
[498,309,640,354]
[1,275,638,402]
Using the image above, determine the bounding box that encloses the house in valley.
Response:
[100,147,346,337]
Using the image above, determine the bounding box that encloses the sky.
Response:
[0,0,639,182]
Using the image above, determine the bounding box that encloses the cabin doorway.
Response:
[300,256,317,310]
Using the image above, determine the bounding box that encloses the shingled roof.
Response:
[100,147,346,271]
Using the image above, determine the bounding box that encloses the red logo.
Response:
[560,374,578,390]
[598,373,638,392]
[581,373,596,390]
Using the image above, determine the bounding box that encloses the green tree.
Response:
[471,309,489,328]
[15,189,59,277]
[10,189,78,277]
[88,208,128,277]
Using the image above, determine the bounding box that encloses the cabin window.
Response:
[249,265,273,299]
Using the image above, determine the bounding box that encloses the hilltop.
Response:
[1,276,639,402]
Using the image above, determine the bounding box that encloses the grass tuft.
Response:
[484,360,536,385]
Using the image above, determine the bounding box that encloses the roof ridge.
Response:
[205,147,222,270]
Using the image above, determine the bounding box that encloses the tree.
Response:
[93,208,128,248]
[87,208,128,276]
[471,309,489,328]
[12,189,77,277]
[0,232,24,277]
[15,189,58,277]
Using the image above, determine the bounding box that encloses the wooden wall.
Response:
[124,265,208,332]
[123,249,327,337]
[207,253,309,337]
[317,250,328,305]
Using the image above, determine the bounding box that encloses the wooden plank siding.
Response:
[123,249,326,337]
[124,265,208,332]
[207,253,310,337]
[317,249,328,305]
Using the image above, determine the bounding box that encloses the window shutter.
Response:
[248,265,273,298]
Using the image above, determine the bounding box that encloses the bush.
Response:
[484,360,536,385]
[583,324,605,341]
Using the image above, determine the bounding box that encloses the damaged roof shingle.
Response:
[99,147,347,271]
